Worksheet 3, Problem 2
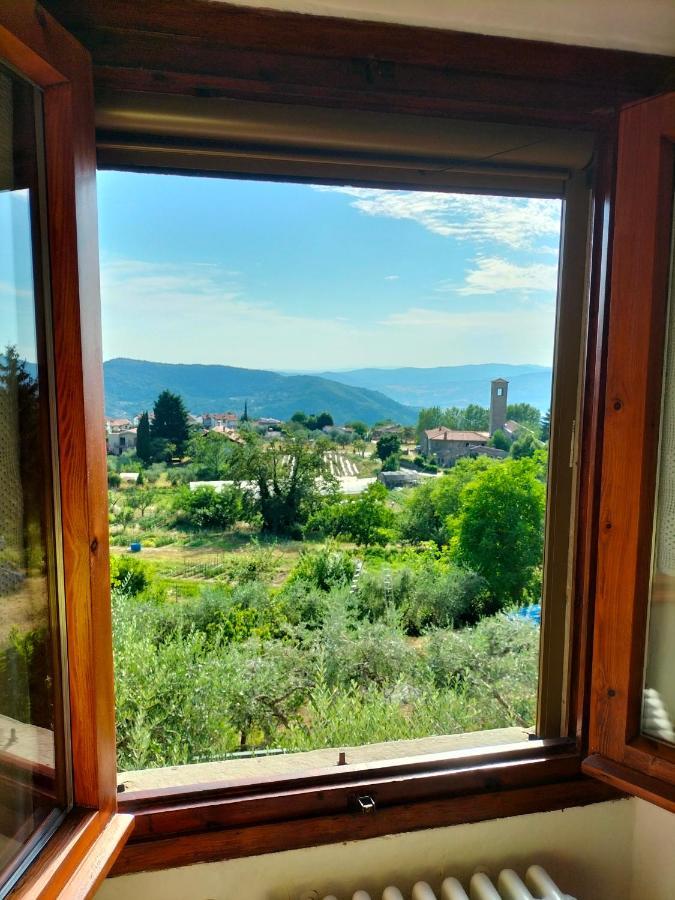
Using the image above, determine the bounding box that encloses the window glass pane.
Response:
[0,64,69,889]
[98,171,564,791]
[642,187,675,746]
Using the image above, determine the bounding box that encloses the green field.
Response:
[107,430,546,772]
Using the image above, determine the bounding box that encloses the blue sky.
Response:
[96,171,561,371]
[0,190,39,363]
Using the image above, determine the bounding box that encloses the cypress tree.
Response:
[541,408,551,442]
[151,390,190,454]
[136,411,152,464]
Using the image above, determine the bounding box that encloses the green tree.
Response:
[187,430,232,479]
[381,454,400,472]
[241,401,249,423]
[451,458,546,608]
[346,420,368,438]
[510,433,538,459]
[376,433,401,461]
[178,485,243,529]
[315,411,333,429]
[310,482,394,545]
[507,403,542,436]
[399,456,494,545]
[490,429,510,451]
[229,431,334,536]
[416,406,443,438]
[461,404,489,431]
[541,408,551,442]
[0,346,40,565]
[151,390,189,455]
[136,411,152,464]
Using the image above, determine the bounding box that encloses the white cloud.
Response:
[100,256,556,370]
[316,186,561,251]
[100,257,364,368]
[384,274,399,281]
[440,256,559,296]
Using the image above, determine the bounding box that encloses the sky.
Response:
[0,190,39,364]
[95,172,561,372]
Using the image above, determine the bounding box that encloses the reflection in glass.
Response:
[642,190,675,746]
[0,64,68,888]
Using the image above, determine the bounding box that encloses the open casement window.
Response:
[97,92,602,874]
[0,1,672,889]
[584,93,675,810]
[0,7,131,898]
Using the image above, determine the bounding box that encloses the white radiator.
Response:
[307,865,576,900]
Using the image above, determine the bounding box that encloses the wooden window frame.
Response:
[0,6,131,898]
[96,149,597,870]
[1,0,674,889]
[583,93,675,811]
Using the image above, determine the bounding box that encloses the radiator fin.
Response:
[311,864,576,900]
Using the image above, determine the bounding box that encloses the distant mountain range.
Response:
[103,358,418,425]
[318,364,553,413]
[103,359,553,425]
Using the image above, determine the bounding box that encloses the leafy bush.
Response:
[113,587,238,769]
[177,485,243,529]
[110,555,149,596]
[219,637,313,749]
[317,613,419,691]
[308,483,394,545]
[355,562,488,634]
[402,566,490,633]
[226,541,280,584]
[288,545,355,590]
[380,453,400,472]
[424,615,539,727]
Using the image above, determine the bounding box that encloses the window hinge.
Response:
[569,418,577,469]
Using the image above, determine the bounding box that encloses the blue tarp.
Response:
[512,604,541,626]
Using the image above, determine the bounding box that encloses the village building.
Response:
[256,416,283,427]
[203,411,239,429]
[105,416,132,433]
[106,428,137,455]
[421,378,511,467]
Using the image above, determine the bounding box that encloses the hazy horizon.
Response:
[100,354,551,374]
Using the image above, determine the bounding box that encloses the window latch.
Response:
[355,794,377,814]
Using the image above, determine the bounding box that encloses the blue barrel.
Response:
[129,542,142,553]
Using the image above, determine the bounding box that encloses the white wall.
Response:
[630,799,675,900]
[219,0,675,56]
[98,799,635,900]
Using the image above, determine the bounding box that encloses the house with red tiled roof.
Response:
[420,427,491,465]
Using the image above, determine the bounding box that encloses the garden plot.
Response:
[325,453,358,477]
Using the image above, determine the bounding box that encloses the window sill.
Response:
[10,810,133,899]
[119,727,529,793]
[113,739,621,876]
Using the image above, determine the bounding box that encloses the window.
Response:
[0,62,70,896]
[96,171,585,795]
[3,0,673,889]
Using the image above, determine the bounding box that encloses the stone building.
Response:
[420,378,510,467]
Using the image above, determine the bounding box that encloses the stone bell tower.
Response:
[489,378,508,436]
